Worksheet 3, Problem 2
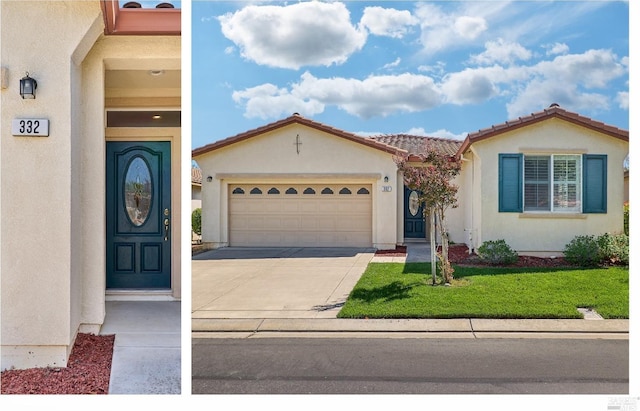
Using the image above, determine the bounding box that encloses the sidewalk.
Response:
[101,301,181,394]
[192,243,629,340]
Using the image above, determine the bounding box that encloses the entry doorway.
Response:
[404,186,426,239]
[106,141,172,289]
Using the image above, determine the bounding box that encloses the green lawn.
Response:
[338,263,629,319]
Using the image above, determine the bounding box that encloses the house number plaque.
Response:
[12,118,49,136]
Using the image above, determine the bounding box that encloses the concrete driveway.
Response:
[192,247,375,319]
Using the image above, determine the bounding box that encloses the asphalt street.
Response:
[192,337,629,394]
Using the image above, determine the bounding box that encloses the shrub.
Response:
[563,235,600,267]
[191,208,202,236]
[597,233,629,265]
[477,239,519,265]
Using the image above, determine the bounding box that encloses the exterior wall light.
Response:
[19,72,37,99]
[384,176,389,183]
[206,176,213,182]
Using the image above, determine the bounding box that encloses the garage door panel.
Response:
[229,184,372,247]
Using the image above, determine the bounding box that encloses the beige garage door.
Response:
[229,184,372,247]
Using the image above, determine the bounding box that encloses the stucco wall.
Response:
[195,123,399,249]
[470,119,628,253]
[1,1,103,370]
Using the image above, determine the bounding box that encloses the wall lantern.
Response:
[384,176,389,183]
[19,72,37,99]
[206,176,213,182]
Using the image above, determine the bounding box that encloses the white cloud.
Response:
[544,42,570,56]
[218,2,366,70]
[232,83,325,119]
[617,91,629,110]
[231,44,627,123]
[233,71,442,119]
[454,16,487,40]
[414,3,503,55]
[382,57,401,70]
[405,127,467,140]
[506,78,610,118]
[470,38,532,66]
[360,6,419,38]
[441,68,501,105]
[440,48,626,113]
[533,49,625,89]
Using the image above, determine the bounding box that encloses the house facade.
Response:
[1,1,182,370]
[193,105,628,256]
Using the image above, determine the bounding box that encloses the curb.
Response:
[192,318,629,339]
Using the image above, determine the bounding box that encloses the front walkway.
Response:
[100,301,181,394]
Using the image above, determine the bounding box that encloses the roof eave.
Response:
[101,0,181,35]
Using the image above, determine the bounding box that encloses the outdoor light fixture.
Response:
[19,72,37,99]
[207,176,213,182]
[384,176,389,183]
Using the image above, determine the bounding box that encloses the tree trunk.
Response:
[438,206,453,284]
[429,208,437,285]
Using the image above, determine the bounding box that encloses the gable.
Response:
[195,122,400,176]
[469,118,628,157]
[193,114,400,158]
[457,105,628,157]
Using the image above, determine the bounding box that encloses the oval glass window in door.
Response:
[124,156,153,226]
[408,190,420,216]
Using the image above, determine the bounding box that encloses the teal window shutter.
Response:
[583,154,607,213]
[499,153,523,212]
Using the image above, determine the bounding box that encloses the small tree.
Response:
[192,208,202,237]
[395,144,461,284]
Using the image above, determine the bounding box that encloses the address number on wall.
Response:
[12,118,49,136]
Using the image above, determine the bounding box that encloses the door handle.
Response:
[164,208,170,241]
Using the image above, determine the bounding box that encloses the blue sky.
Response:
[191,1,629,150]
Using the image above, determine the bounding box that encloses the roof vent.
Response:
[549,103,560,108]
[123,2,142,8]
[156,3,175,8]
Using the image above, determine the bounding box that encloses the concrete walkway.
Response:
[101,301,181,394]
[192,244,629,340]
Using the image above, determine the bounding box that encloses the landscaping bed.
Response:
[374,245,407,257]
[1,333,115,395]
[445,244,569,268]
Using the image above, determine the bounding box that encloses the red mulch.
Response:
[374,245,407,257]
[375,244,568,268]
[443,244,569,268]
[1,333,115,395]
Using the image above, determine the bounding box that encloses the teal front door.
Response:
[404,186,426,239]
[106,142,171,289]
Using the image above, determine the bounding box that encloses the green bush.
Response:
[192,208,202,236]
[597,233,629,265]
[477,239,519,265]
[564,235,600,267]
[564,233,629,267]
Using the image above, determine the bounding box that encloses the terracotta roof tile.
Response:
[371,134,462,157]
[191,167,202,185]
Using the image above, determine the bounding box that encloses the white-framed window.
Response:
[523,154,581,212]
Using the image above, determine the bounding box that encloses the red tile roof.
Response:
[456,104,629,157]
[192,113,405,157]
[371,134,462,157]
[192,105,628,162]
[191,167,202,185]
